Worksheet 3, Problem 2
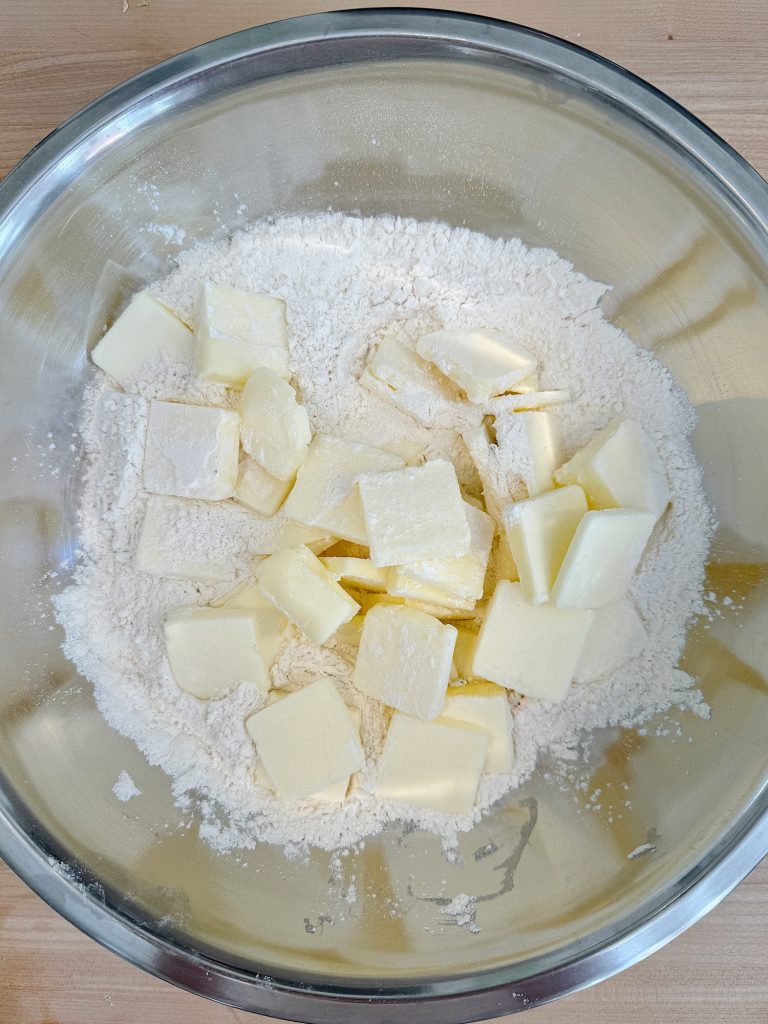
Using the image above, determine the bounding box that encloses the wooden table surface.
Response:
[1,1,767,1021]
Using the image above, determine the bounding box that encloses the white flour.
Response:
[54,213,712,855]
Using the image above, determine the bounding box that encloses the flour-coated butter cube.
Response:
[91,292,193,384]
[554,418,670,518]
[245,677,365,801]
[353,603,457,720]
[493,410,563,497]
[442,680,514,773]
[575,598,648,683]
[376,713,489,815]
[195,281,289,385]
[284,435,404,544]
[358,459,470,567]
[472,581,594,702]
[240,368,311,481]
[143,399,240,501]
[234,457,293,516]
[503,485,587,605]
[393,501,494,606]
[256,545,359,643]
[552,508,656,609]
[211,580,289,667]
[321,557,388,592]
[386,570,475,612]
[416,328,536,403]
[165,607,270,700]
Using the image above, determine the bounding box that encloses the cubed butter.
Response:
[143,399,240,501]
[376,713,488,815]
[246,677,365,801]
[552,509,656,609]
[284,435,404,544]
[442,680,514,773]
[575,598,648,683]
[353,604,457,720]
[460,423,524,519]
[494,410,563,497]
[451,627,480,680]
[386,570,475,612]
[91,292,193,384]
[321,557,388,592]
[165,607,270,700]
[358,459,470,567]
[361,338,476,429]
[503,485,587,605]
[416,328,536,403]
[195,281,289,385]
[240,368,311,481]
[472,581,594,702]
[234,457,293,516]
[211,580,289,667]
[554,418,670,518]
[256,545,359,643]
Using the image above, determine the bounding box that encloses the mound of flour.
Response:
[54,213,712,854]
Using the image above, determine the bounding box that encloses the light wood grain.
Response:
[1,1,767,1021]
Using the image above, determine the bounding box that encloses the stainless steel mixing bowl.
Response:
[1,10,767,1021]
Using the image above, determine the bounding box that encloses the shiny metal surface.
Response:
[0,9,767,1021]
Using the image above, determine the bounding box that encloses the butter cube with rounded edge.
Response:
[240,368,311,481]
[416,328,536,403]
[256,545,359,643]
[321,557,388,592]
[234,457,293,517]
[195,282,289,385]
[246,678,365,802]
[376,713,489,815]
[442,680,514,773]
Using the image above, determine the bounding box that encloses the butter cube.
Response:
[255,691,361,802]
[353,604,457,720]
[376,713,488,815]
[386,570,475,612]
[358,459,470,567]
[234,457,293,516]
[165,607,270,700]
[451,627,480,680]
[273,519,337,555]
[136,495,257,582]
[240,368,311,481]
[284,435,404,544]
[552,509,656,609]
[576,598,648,683]
[494,410,563,496]
[91,292,193,384]
[484,389,571,414]
[503,485,587,605]
[212,580,288,667]
[472,581,594,702]
[361,338,476,429]
[143,400,240,501]
[393,501,494,606]
[460,423,524,519]
[416,328,536,403]
[246,677,365,801]
[321,557,388,592]
[554,418,670,518]
[256,545,359,643]
[195,281,289,385]
[442,680,514,773]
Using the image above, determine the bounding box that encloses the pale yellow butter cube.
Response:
[211,580,289,667]
[195,281,289,385]
[358,459,470,567]
[91,292,193,384]
[284,435,404,544]
[393,501,494,606]
[240,368,311,481]
[451,627,480,680]
[472,581,594,702]
[442,680,514,773]
[575,598,648,683]
[143,400,240,501]
[321,557,388,592]
[493,410,563,497]
[386,570,475,612]
[234,457,293,516]
[353,604,457,720]
[503,485,587,605]
[554,417,670,518]
[376,713,489,815]
[360,338,464,428]
[245,677,365,802]
[256,545,359,643]
[165,607,270,700]
[552,508,656,609]
[416,328,536,403]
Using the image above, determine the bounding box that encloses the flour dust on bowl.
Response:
[0,10,766,1022]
